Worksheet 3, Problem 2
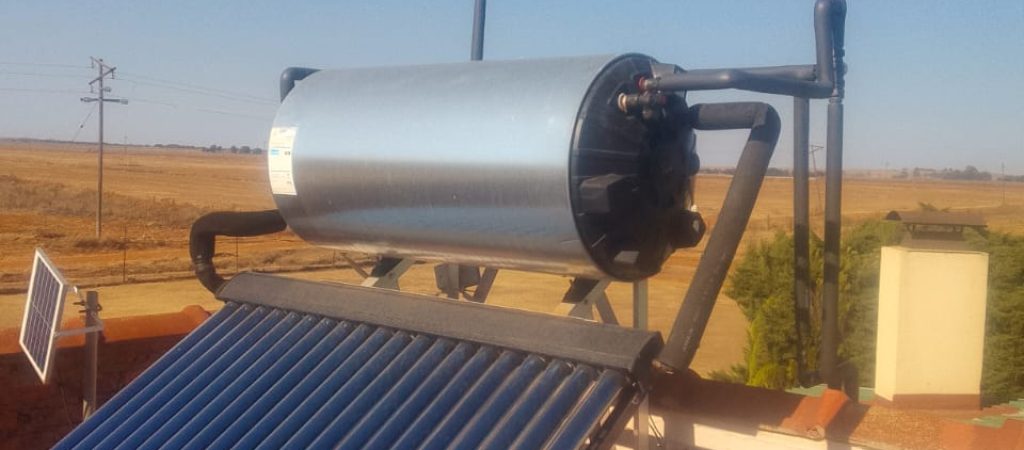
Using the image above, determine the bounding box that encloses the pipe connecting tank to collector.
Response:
[268,54,702,280]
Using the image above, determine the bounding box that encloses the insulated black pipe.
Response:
[793,97,813,384]
[641,0,846,99]
[279,67,319,101]
[820,97,844,388]
[471,0,486,61]
[722,65,816,81]
[190,210,287,294]
[659,102,781,371]
[644,68,832,99]
[819,0,848,390]
[813,0,838,92]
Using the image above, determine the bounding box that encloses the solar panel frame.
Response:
[19,248,69,383]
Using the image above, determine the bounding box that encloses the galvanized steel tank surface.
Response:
[270,54,644,279]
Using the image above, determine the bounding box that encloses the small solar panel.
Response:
[19,248,69,383]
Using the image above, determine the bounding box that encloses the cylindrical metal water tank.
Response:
[268,54,698,280]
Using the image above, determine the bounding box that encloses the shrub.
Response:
[725,219,1024,404]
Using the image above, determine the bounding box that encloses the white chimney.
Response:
[874,211,989,409]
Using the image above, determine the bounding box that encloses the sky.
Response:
[1,0,1022,173]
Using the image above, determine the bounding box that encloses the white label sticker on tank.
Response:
[268,126,298,196]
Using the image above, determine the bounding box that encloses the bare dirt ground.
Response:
[2,140,1022,374]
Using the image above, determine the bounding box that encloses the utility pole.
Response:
[81,58,128,238]
[810,145,825,214]
[1002,162,1007,206]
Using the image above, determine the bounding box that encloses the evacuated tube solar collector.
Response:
[269,54,701,281]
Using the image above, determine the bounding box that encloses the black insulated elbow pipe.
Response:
[280,67,319,101]
[641,0,846,99]
[659,102,781,371]
[190,210,287,294]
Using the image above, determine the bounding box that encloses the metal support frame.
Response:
[632,280,650,450]
[467,267,498,302]
[556,279,618,324]
[360,258,415,290]
[81,291,100,418]
[441,263,462,299]
[339,254,369,279]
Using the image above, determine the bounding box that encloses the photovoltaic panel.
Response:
[19,248,69,383]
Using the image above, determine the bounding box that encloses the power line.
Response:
[0,61,92,69]
[118,72,275,102]
[117,74,276,104]
[71,103,98,142]
[0,62,276,105]
[0,87,90,95]
[134,97,274,119]
[0,70,87,79]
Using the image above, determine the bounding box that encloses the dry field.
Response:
[1,140,1022,374]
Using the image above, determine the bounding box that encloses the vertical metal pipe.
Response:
[820,97,843,388]
[632,280,648,331]
[82,291,99,418]
[632,279,649,450]
[792,97,811,381]
[471,0,486,61]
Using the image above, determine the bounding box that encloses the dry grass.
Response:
[0,174,206,227]
[1,140,1023,374]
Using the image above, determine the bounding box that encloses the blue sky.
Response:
[1,0,1021,173]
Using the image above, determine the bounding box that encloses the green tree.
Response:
[719,219,1024,405]
[967,229,1024,404]
[719,220,901,389]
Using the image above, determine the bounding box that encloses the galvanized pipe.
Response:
[659,102,781,371]
[471,0,486,61]
[793,97,812,383]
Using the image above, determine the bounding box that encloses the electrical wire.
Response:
[0,63,276,105]
[0,87,90,95]
[0,61,91,69]
[118,72,275,103]
[0,70,86,79]
[71,103,98,142]
[117,75,276,105]
[131,97,272,120]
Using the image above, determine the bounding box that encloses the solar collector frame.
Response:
[57,273,660,449]
[19,248,70,383]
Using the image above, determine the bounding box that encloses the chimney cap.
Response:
[885,210,986,248]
